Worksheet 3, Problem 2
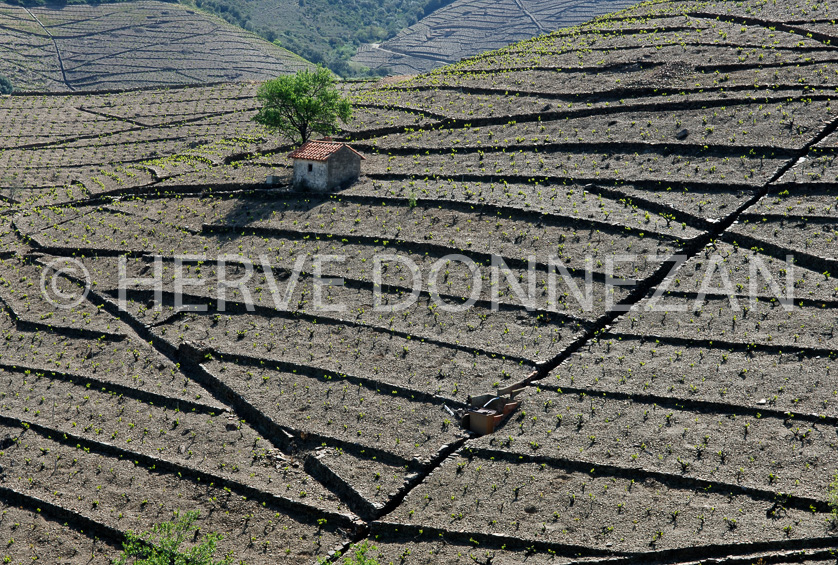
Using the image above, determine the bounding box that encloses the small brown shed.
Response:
[287,139,365,191]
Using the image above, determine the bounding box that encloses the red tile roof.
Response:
[287,139,365,162]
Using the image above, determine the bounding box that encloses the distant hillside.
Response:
[352,0,637,74]
[3,0,460,77]
[1,0,641,79]
[185,0,456,76]
[0,1,311,92]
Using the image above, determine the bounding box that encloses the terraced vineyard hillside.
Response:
[2,0,838,563]
[0,1,310,92]
[352,0,637,74]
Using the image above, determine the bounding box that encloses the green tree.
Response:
[252,66,351,145]
[0,74,12,95]
[114,510,233,565]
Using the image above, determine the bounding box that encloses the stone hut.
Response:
[287,139,365,191]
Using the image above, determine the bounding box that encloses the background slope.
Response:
[352,0,638,74]
[0,0,311,92]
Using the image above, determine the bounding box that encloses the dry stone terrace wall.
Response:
[3,0,838,563]
[0,1,310,92]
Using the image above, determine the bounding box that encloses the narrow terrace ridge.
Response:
[372,82,838,107]
[203,199,695,244]
[600,331,838,359]
[2,107,255,153]
[688,12,838,47]
[0,486,126,545]
[0,293,126,341]
[363,173,761,202]
[719,230,838,274]
[632,288,838,310]
[218,188,712,231]
[345,92,838,142]
[337,186,714,229]
[109,251,589,312]
[368,518,838,563]
[462,446,832,513]
[204,349,473,409]
[200,223,690,279]
[130,289,547,365]
[0,360,220,414]
[526,381,838,427]
[488,42,832,58]
[439,56,838,75]
[354,141,797,159]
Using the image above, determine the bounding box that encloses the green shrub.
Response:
[114,510,233,565]
[318,541,380,565]
[343,542,380,565]
[0,75,12,95]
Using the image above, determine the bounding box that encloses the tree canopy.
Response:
[252,66,352,146]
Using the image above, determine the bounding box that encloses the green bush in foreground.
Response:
[318,541,380,565]
[342,542,380,565]
[114,510,234,565]
[0,74,12,95]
